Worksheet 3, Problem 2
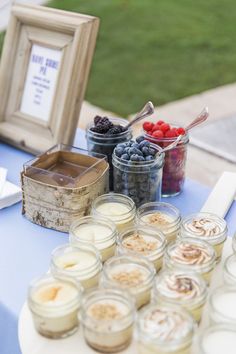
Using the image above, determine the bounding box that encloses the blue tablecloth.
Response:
[0,129,235,354]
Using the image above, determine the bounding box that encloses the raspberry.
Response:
[165,129,177,138]
[143,121,154,131]
[177,127,186,136]
[159,123,170,133]
[152,124,161,132]
[157,120,165,125]
[152,130,164,138]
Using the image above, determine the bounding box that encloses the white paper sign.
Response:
[20,44,62,122]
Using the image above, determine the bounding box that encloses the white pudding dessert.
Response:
[209,286,236,325]
[101,255,155,309]
[28,275,82,338]
[137,202,181,243]
[136,304,195,354]
[181,212,227,262]
[92,193,136,233]
[80,289,135,353]
[50,244,102,289]
[199,325,236,354]
[223,254,236,285]
[164,238,216,284]
[117,226,166,271]
[70,216,117,262]
[153,270,207,322]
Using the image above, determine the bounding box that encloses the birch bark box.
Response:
[21,145,109,232]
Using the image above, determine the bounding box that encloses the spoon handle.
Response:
[185,107,209,131]
[159,134,183,155]
[126,101,154,129]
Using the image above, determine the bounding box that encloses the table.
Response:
[0,129,236,354]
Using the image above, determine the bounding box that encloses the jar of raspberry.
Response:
[86,117,132,191]
[144,129,189,197]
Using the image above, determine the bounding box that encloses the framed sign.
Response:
[0,4,99,153]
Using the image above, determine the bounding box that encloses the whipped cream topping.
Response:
[33,281,78,306]
[142,308,191,341]
[122,234,160,255]
[142,212,174,227]
[184,218,221,237]
[170,242,212,265]
[157,273,202,301]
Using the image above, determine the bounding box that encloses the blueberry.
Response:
[121,153,129,160]
[132,143,139,149]
[148,148,156,156]
[138,156,145,161]
[145,155,154,161]
[130,154,139,161]
[136,136,145,143]
[118,143,127,149]
[139,140,150,149]
[142,146,150,156]
[115,147,124,157]
[124,147,130,154]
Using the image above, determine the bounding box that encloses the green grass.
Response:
[5,0,236,116]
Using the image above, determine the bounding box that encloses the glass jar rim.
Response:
[232,233,236,252]
[209,285,236,322]
[181,212,227,244]
[50,243,102,278]
[86,117,132,139]
[198,324,236,354]
[224,254,236,283]
[102,255,156,289]
[69,216,118,245]
[154,269,208,307]
[165,237,216,271]
[136,303,194,348]
[28,274,83,314]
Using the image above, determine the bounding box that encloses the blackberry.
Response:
[106,125,126,135]
[94,115,102,125]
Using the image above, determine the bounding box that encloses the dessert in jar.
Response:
[142,120,189,197]
[28,274,83,338]
[198,325,236,354]
[117,226,166,271]
[69,216,117,262]
[86,116,132,190]
[91,193,136,233]
[135,303,195,354]
[232,232,236,253]
[137,202,181,243]
[209,286,236,325]
[164,237,216,284]
[153,270,207,323]
[181,212,227,262]
[223,254,236,285]
[50,244,102,290]
[112,136,164,206]
[101,255,155,309]
[80,288,135,353]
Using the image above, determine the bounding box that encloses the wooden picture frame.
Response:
[0,3,99,153]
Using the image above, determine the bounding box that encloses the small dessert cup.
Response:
[50,244,102,290]
[117,226,166,271]
[135,303,195,354]
[209,285,236,325]
[69,216,117,262]
[198,324,236,354]
[164,237,216,284]
[223,254,236,285]
[181,212,227,262]
[101,255,155,309]
[80,288,135,353]
[91,193,136,233]
[28,274,83,339]
[232,232,236,253]
[153,269,207,323]
[137,202,181,243]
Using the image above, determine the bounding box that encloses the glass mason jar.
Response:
[80,288,135,353]
[135,303,195,354]
[181,212,227,262]
[86,118,132,191]
[223,254,236,285]
[198,324,236,354]
[232,232,236,253]
[112,144,164,207]
[69,216,117,262]
[144,130,189,197]
[101,255,155,309]
[117,226,166,271]
[28,274,83,339]
[153,269,208,323]
[164,237,216,284]
[137,202,181,244]
[91,193,136,233]
[50,244,102,290]
[209,286,236,325]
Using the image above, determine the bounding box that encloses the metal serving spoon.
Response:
[125,101,154,130]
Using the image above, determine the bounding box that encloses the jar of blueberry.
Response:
[86,116,132,191]
[112,137,164,206]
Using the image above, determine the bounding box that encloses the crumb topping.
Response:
[111,269,145,287]
[122,234,158,255]
[88,303,123,320]
[147,212,170,226]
